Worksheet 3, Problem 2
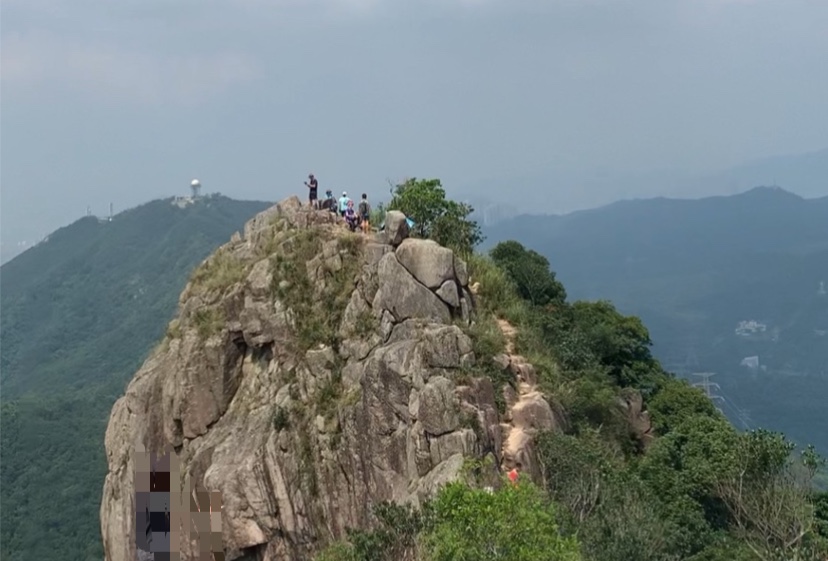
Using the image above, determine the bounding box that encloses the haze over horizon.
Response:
[2,0,827,259]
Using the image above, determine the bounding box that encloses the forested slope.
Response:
[483,187,828,454]
[0,195,271,561]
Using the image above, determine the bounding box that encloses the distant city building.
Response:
[463,198,520,226]
[735,320,767,336]
[740,356,760,369]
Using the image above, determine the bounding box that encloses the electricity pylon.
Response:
[692,372,724,414]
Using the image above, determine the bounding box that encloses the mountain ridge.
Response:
[483,185,828,455]
[1,194,272,398]
[2,188,826,561]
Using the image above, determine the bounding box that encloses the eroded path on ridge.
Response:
[495,318,558,474]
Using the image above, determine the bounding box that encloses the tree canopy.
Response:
[387,178,483,255]
[490,240,567,307]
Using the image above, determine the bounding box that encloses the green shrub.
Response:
[468,314,507,359]
[466,254,522,316]
[647,377,719,436]
[350,310,378,339]
[315,502,427,561]
[422,481,582,561]
[314,541,357,561]
[490,240,567,307]
[463,316,512,413]
[272,406,290,431]
[190,248,247,294]
[192,307,224,339]
[387,177,483,256]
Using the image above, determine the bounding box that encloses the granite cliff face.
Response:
[99,197,566,561]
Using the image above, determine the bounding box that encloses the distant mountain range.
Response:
[0,194,271,561]
[483,186,828,455]
[457,148,828,219]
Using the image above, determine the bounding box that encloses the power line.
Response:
[718,394,753,431]
[692,372,724,414]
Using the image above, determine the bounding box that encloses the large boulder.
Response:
[384,210,409,247]
[372,253,451,324]
[395,238,456,289]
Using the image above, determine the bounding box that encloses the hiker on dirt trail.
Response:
[338,191,352,217]
[304,174,319,209]
[344,200,359,232]
[508,463,521,485]
[358,193,371,234]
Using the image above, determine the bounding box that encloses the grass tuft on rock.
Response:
[190,247,247,295]
[270,229,364,352]
[193,307,225,339]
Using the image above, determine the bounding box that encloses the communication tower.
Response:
[191,179,202,199]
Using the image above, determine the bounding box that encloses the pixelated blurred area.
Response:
[133,445,224,560]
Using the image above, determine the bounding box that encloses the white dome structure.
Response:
[190,179,202,198]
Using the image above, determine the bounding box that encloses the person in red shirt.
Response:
[508,462,521,485]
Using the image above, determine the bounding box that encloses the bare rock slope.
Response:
[100,197,554,561]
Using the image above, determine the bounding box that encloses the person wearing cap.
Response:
[304,174,319,209]
[338,191,351,217]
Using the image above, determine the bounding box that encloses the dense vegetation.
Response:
[385,177,483,256]
[0,195,271,561]
[484,187,828,455]
[316,181,828,561]
[3,184,826,560]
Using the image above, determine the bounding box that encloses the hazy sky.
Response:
[2,0,827,252]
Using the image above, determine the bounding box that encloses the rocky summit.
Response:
[100,196,567,561]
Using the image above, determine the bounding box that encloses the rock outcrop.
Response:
[100,197,499,561]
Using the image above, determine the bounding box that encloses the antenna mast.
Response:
[109,203,113,222]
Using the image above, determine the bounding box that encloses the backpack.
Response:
[358,200,371,217]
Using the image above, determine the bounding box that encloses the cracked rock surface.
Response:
[100,197,499,561]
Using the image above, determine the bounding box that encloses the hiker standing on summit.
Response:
[338,191,351,217]
[358,193,372,234]
[304,174,319,209]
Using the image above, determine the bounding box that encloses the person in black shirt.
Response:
[304,174,319,209]
[321,189,337,212]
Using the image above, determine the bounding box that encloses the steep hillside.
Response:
[0,194,271,561]
[1,194,272,398]
[484,186,828,453]
[100,195,827,561]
